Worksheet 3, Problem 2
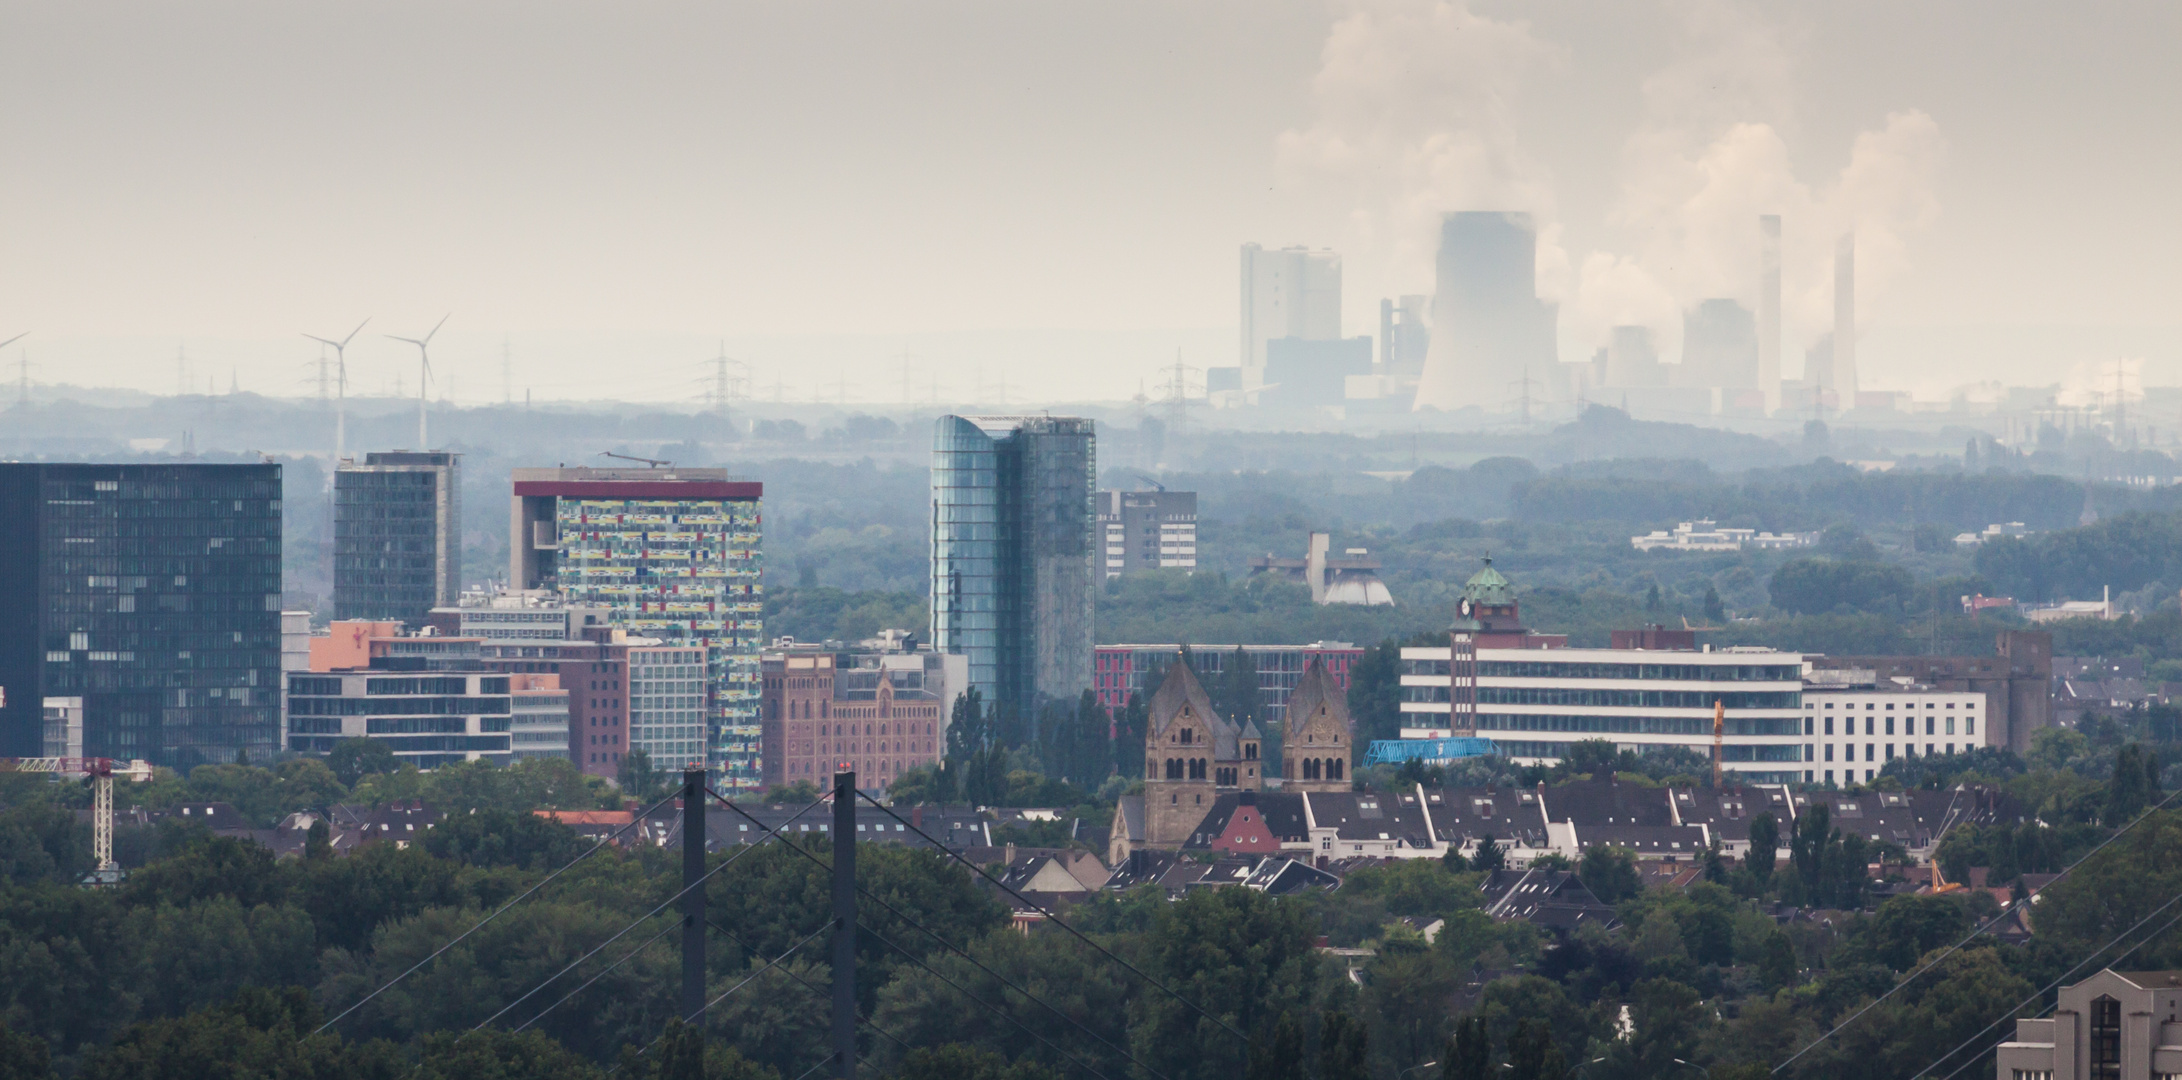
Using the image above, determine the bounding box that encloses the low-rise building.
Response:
[1630,520,1817,552]
[509,674,570,760]
[288,622,515,768]
[1802,670,1994,785]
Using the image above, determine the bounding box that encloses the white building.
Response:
[1954,521,2031,547]
[1630,520,1817,552]
[509,676,570,761]
[1097,490,1198,577]
[1996,969,2182,1080]
[1803,670,1990,786]
[1399,644,1809,784]
[448,592,612,642]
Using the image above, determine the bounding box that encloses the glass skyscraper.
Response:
[510,468,763,789]
[334,451,461,627]
[930,415,1095,716]
[0,463,283,765]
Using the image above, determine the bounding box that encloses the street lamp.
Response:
[1672,1059,1712,1079]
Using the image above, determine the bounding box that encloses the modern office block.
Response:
[509,467,764,789]
[627,644,710,771]
[1096,489,1197,577]
[334,451,461,626]
[508,673,570,761]
[288,662,514,769]
[0,463,283,765]
[931,415,1095,716]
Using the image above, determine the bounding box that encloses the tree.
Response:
[894,1045,1059,1080]
[618,748,670,801]
[2106,743,2161,827]
[1347,641,1406,745]
[1471,836,1505,873]
[1768,558,1915,615]
[1246,1013,1306,1080]
[327,737,398,788]
[1579,846,1641,904]
[948,688,990,762]
[1702,585,1725,624]
[1320,1011,1369,1080]
[1505,1019,1564,1080]
[1442,1015,1491,1080]
[1746,813,1779,881]
[1758,929,1797,991]
[0,1025,52,1080]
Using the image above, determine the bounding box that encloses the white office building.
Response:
[1400,645,1809,784]
[509,676,570,761]
[1803,668,1989,786]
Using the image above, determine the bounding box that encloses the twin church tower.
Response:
[1140,655,1354,846]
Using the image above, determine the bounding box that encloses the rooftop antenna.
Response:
[303,318,370,462]
[386,313,449,449]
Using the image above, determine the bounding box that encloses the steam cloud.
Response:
[1278,0,1947,380]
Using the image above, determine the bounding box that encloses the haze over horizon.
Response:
[4,0,2178,408]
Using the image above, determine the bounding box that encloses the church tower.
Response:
[1142,660,1259,846]
[1282,657,1353,793]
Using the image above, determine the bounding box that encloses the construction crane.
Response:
[1711,699,1725,788]
[598,451,672,468]
[0,758,153,882]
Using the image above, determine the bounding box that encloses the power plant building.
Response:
[509,467,765,789]
[0,463,284,766]
[931,415,1096,715]
[334,451,461,627]
[1414,212,1558,413]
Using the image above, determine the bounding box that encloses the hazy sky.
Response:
[3,0,2179,406]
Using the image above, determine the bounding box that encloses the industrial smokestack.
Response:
[1834,231,1857,408]
[1758,216,1781,413]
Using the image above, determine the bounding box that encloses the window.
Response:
[2090,995,2120,1080]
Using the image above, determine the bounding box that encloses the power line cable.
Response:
[704,789,1167,1080]
[512,922,678,1034]
[707,918,913,1053]
[315,790,684,1035]
[477,799,830,1032]
[1772,786,2182,1073]
[855,790,1249,1045]
[1909,892,2182,1080]
[610,923,832,1075]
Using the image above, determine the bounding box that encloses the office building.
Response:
[1801,670,1989,786]
[1995,969,2182,1080]
[510,467,764,789]
[432,592,612,644]
[759,647,966,791]
[626,644,710,771]
[0,463,282,765]
[1400,563,1806,784]
[930,415,1095,715]
[1414,212,1558,413]
[1097,489,1198,577]
[1092,643,1363,729]
[334,452,461,626]
[289,622,513,768]
[1806,631,2052,753]
[508,673,570,760]
[1240,244,1342,395]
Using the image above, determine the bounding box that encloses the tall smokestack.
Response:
[1834,231,1857,407]
[1758,216,1781,413]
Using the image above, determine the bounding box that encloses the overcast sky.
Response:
[2,0,2178,406]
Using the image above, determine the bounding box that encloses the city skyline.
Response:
[2,1,2179,404]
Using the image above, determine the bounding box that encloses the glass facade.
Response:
[287,670,513,767]
[334,452,460,626]
[0,464,283,765]
[551,494,763,788]
[930,415,1095,715]
[628,646,709,769]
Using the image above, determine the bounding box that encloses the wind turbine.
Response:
[0,334,29,408]
[387,314,449,449]
[302,319,369,462]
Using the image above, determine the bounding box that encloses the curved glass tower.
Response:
[931,415,1095,718]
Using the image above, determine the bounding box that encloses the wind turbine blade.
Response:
[339,318,371,348]
[387,335,425,347]
[0,333,29,351]
[422,313,450,345]
[303,333,341,348]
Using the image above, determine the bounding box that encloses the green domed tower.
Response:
[1451,557,1524,633]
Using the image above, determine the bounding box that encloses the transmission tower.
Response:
[1157,350,1202,436]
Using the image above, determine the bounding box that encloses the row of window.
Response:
[1403,659,1798,681]
[1474,714,1804,736]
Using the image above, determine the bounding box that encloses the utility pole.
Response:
[681,767,706,1021]
[831,770,857,1080]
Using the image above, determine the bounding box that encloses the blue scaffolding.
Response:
[1361,737,1500,767]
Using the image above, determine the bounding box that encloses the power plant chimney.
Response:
[1834,231,1857,408]
[1758,216,1781,413]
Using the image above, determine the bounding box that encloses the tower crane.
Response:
[0,757,153,882]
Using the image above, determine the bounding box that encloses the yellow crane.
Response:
[0,757,153,883]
